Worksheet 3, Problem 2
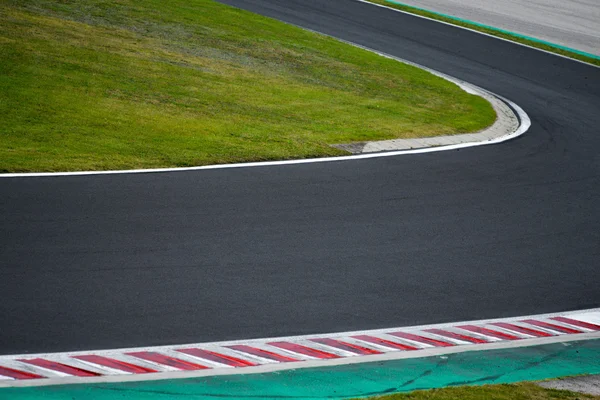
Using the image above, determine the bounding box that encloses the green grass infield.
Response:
[0,0,495,172]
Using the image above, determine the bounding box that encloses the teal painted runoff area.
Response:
[2,339,600,399]
[384,0,600,60]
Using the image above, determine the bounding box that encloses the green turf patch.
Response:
[368,0,600,67]
[358,382,600,400]
[0,0,495,172]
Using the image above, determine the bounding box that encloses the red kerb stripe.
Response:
[491,322,553,337]
[550,317,600,331]
[387,332,454,347]
[73,355,157,374]
[457,325,520,340]
[521,319,583,334]
[177,348,256,367]
[352,335,418,351]
[268,342,340,359]
[227,345,298,362]
[18,358,101,377]
[126,352,209,370]
[424,328,489,344]
[0,365,44,380]
[310,338,382,355]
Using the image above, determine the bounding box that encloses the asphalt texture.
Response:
[1,0,599,355]
[383,0,600,56]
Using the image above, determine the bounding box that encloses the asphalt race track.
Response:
[1,0,599,355]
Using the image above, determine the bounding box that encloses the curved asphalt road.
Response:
[1,0,599,355]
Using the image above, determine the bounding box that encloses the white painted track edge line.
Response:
[353,0,600,69]
[0,34,530,178]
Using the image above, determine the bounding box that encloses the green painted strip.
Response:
[384,0,600,60]
[2,339,600,399]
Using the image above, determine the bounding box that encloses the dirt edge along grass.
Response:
[357,381,600,400]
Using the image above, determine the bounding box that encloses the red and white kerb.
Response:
[1,310,599,383]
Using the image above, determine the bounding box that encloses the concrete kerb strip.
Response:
[0,36,530,178]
